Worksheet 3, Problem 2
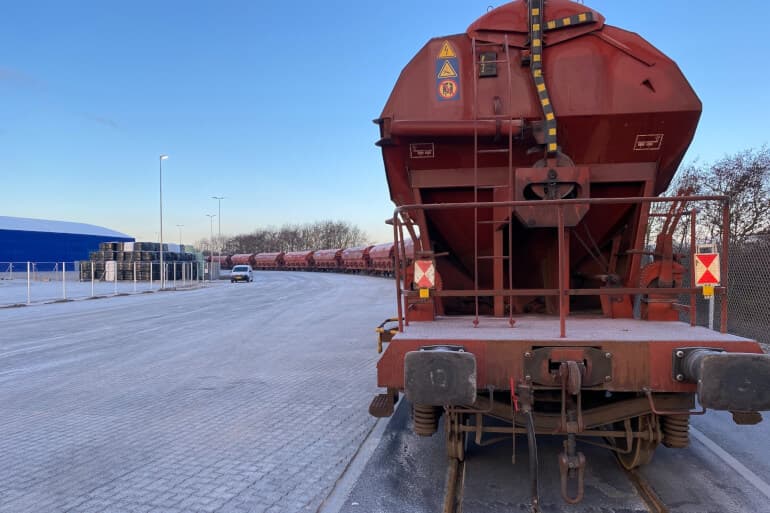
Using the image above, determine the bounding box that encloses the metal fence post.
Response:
[173,261,177,288]
[62,262,66,300]
[150,262,153,290]
[133,261,137,293]
[26,261,31,304]
[114,263,118,295]
[91,261,95,297]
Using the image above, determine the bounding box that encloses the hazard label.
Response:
[437,79,459,100]
[438,41,457,59]
[437,60,458,78]
[414,260,436,289]
[694,253,721,285]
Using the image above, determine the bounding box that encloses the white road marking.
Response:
[690,426,770,501]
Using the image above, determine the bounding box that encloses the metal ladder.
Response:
[471,34,516,326]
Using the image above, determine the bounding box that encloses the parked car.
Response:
[230,265,253,283]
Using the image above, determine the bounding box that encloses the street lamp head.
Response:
[160,154,169,160]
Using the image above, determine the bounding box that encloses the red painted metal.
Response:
[374,0,765,421]
[370,240,415,274]
[377,0,701,311]
[313,248,343,270]
[341,245,374,272]
[253,252,284,270]
[368,242,395,273]
[283,250,315,269]
[230,253,255,267]
[208,255,232,270]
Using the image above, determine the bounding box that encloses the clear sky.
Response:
[1,1,768,246]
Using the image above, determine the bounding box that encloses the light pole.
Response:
[176,224,184,246]
[212,196,225,257]
[159,154,169,289]
[206,214,216,281]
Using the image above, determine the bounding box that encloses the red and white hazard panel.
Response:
[694,252,720,285]
[414,260,436,289]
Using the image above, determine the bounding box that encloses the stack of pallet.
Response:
[80,242,202,281]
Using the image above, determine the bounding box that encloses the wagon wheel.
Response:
[445,412,468,461]
[614,414,660,470]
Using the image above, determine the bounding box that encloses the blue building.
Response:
[0,216,134,268]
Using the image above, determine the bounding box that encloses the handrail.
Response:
[394,194,728,213]
[391,195,731,337]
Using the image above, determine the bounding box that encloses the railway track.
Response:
[441,453,670,513]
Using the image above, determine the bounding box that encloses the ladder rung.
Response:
[477,115,513,120]
[477,59,509,65]
[477,255,510,260]
[477,149,511,154]
[477,220,510,225]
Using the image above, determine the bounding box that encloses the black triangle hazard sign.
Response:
[437,60,458,78]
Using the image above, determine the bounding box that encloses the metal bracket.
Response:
[671,347,724,382]
[523,346,612,388]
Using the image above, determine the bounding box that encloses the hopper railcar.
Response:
[253,252,285,270]
[341,245,374,273]
[283,250,315,270]
[369,0,770,506]
[313,248,344,271]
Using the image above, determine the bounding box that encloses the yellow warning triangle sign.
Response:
[438,41,457,59]
[437,60,458,78]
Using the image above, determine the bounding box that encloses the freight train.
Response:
[366,0,770,507]
[208,240,414,276]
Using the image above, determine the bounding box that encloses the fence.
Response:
[0,261,206,307]
[670,238,769,349]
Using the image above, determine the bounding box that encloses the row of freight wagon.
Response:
[211,241,414,275]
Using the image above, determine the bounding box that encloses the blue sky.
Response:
[1,1,768,245]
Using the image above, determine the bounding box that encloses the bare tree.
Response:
[206,220,368,254]
[668,147,770,245]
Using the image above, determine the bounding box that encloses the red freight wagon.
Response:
[369,0,770,506]
[341,245,373,272]
[283,250,315,270]
[209,255,232,270]
[230,254,255,267]
[368,242,394,273]
[253,252,284,270]
[313,249,343,270]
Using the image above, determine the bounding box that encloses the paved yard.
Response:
[0,272,394,513]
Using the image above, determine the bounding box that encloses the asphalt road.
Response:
[0,272,394,513]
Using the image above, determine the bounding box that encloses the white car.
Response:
[230,265,253,283]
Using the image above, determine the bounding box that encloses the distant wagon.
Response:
[283,250,315,270]
[341,245,374,273]
[253,252,285,270]
[312,249,343,271]
[230,253,256,268]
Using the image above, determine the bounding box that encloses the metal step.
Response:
[368,393,395,418]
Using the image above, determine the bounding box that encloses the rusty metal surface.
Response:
[313,248,343,269]
[283,250,315,269]
[377,317,761,391]
[341,245,374,271]
[379,0,701,316]
[253,251,284,269]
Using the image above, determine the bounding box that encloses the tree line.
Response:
[197,220,367,255]
[664,146,769,245]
